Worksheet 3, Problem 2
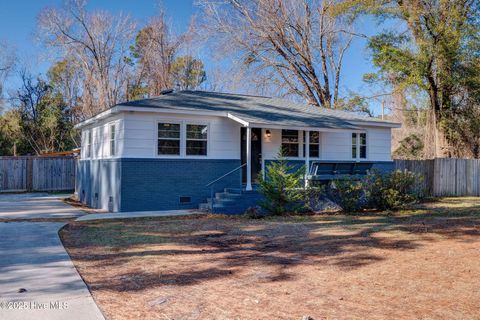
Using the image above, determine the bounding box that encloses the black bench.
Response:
[308,162,374,181]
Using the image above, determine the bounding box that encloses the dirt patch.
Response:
[61,198,480,320]
[62,196,105,214]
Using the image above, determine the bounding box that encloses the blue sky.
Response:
[0,0,385,114]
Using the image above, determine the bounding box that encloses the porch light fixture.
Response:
[265,130,271,138]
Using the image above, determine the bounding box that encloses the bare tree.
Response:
[37,0,136,117]
[0,41,15,109]
[197,0,354,107]
[131,10,194,97]
[47,58,82,122]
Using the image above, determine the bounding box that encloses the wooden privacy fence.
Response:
[0,156,77,192]
[394,158,480,197]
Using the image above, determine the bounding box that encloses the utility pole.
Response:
[381,100,385,120]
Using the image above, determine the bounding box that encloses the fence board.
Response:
[394,159,434,196]
[0,156,76,192]
[395,158,480,197]
[0,158,27,191]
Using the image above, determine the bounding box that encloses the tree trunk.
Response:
[433,113,451,158]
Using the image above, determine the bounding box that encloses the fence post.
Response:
[26,157,33,192]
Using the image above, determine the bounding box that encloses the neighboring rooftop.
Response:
[88,90,400,129]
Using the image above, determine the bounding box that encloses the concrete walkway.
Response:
[0,194,104,320]
[0,193,84,220]
[76,209,204,222]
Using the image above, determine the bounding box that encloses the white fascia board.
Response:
[74,107,119,129]
[75,105,228,129]
[350,120,401,128]
[115,105,227,117]
[227,113,249,126]
[247,122,365,133]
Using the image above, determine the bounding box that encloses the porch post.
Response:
[246,126,253,191]
[305,130,310,187]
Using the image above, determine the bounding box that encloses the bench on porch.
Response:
[307,161,374,182]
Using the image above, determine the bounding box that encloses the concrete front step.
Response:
[199,189,263,214]
[215,192,242,200]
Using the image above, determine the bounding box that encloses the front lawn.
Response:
[61,197,480,320]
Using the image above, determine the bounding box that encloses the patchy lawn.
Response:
[61,197,480,320]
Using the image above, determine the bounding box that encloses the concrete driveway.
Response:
[0,193,104,320]
[0,193,85,220]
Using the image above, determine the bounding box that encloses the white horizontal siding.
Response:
[262,127,392,161]
[121,112,241,159]
[262,129,283,160]
[80,114,123,160]
[366,127,392,161]
[321,132,352,160]
[81,111,392,162]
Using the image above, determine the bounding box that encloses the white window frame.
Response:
[84,130,92,159]
[157,121,182,157]
[185,123,209,157]
[303,131,320,159]
[155,120,210,158]
[281,129,300,158]
[352,132,367,161]
[109,123,116,157]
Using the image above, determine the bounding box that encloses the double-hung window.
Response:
[158,123,181,155]
[157,122,208,156]
[352,132,367,160]
[303,131,320,158]
[109,124,116,157]
[186,124,208,156]
[281,130,299,157]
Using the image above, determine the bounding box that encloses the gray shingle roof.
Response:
[117,90,399,129]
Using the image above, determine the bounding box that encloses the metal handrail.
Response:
[205,163,247,213]
[205,163,247,187]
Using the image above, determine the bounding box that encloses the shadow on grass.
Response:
[60,198,480,292]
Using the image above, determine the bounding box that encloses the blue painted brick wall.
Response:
[120,158,241,212]
[77,159,122,212]
[77,158,393,212]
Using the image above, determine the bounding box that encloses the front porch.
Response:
[240,125,373,191]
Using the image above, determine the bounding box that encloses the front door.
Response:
[241,128,262,183]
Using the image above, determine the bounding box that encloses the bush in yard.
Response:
[363,169,423,210]
[258,151,305,215]
[327,177,365,213]
[302,184,327,212]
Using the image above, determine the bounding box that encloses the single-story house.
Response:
[75,90,400,213]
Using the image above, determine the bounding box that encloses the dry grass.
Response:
[61,197,480,320]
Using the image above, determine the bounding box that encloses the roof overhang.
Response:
[74,105,227,129]
[225,113,400,131]
[74,106,119,129]
[350,120,401,128]
[75,105,401,131]
[247,123,365,132]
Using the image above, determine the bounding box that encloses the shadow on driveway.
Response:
[0,193,104,320]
